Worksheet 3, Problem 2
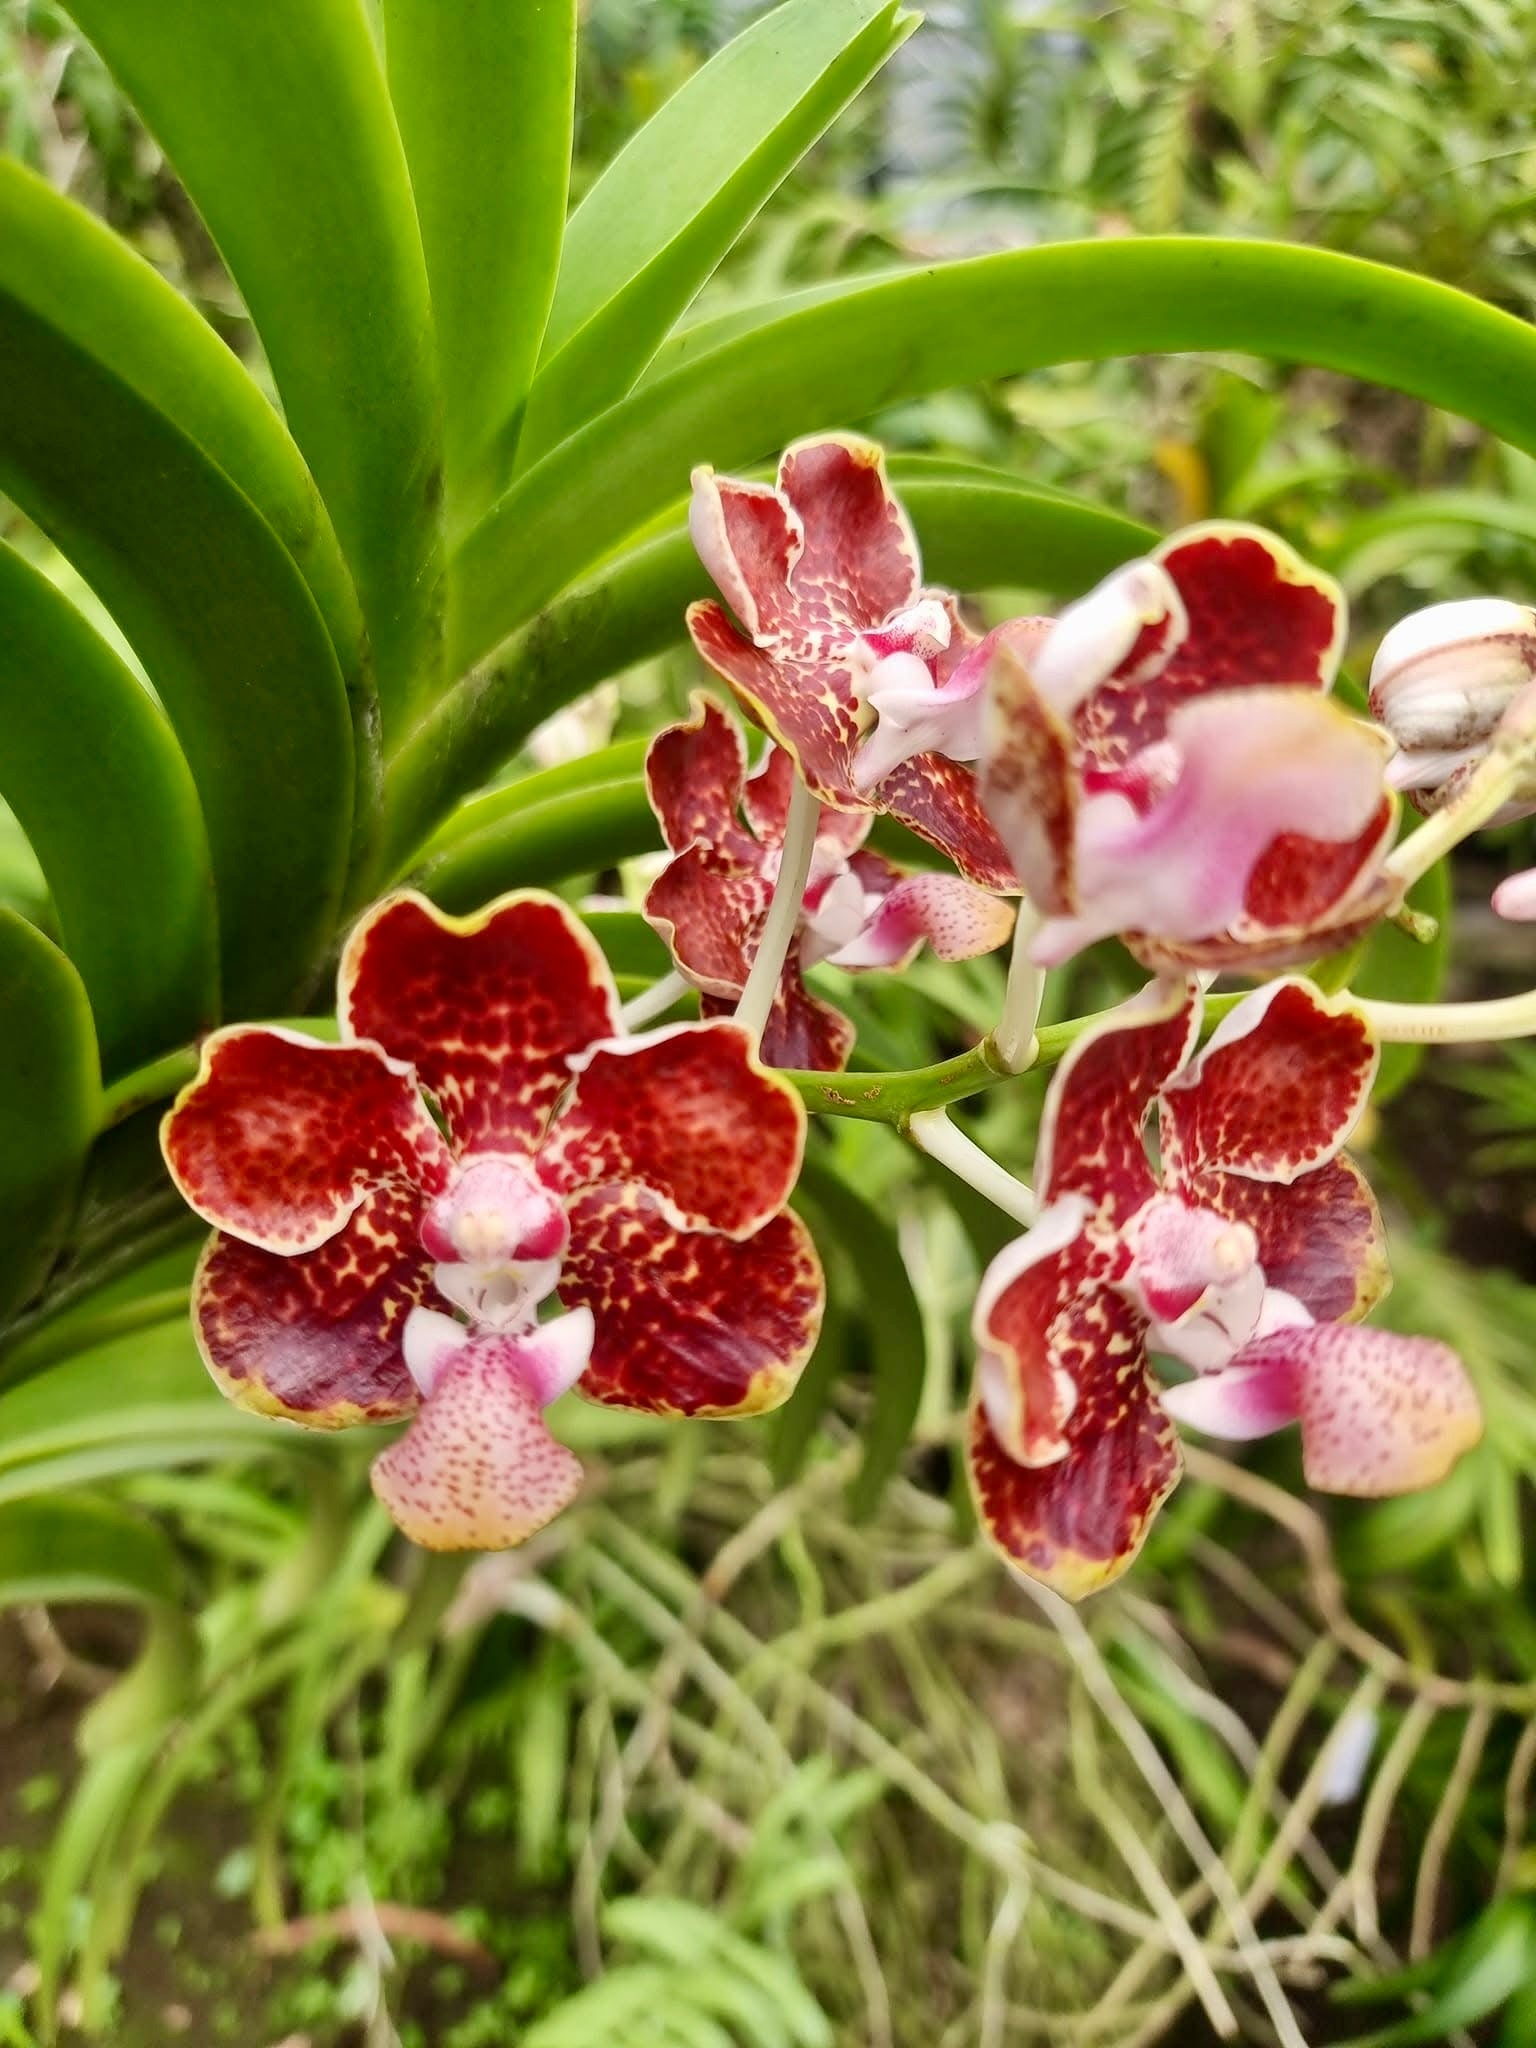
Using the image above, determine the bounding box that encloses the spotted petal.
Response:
[704,976,857,1075]
[541,1021,806,1236]
[370,1324,586,1551]
[825,868,1015,971]
[1180,1154,1388,1325]
[1161,980,1378,1185]
[877,753,1019,891]
[1077,524,1346,768]
[972,1196,1096,1467]
[191,1182,434,1426]
[162,1027,452,1255]
[687,597,864,804]
[1164,1323,1481,1496]
[1036,981,1200,1220]
[338,891,619,1158]
[645,844,768,998]
[775,434,922,629]
[561,1187,823,1416]
[969,1304,1181,1600]
[645,694,756,858]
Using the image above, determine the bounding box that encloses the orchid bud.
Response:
[1368,598,1536,814]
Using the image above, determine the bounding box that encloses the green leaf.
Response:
[797,1157,925,1520]
[395,474,1150,857]
[1336,1898,1536,2046]
[0,161,370,743]
[452,238,1536,674]
[66,0,444,724]
[0,1492,184,1609]
[384,0,575,527]
[0,542,218,1073]
[0,913,99,1324]
[417,777,661,912]
[0,299,355,1015]
[516,0,915,470]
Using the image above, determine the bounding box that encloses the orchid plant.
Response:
[14,2,1536,2002]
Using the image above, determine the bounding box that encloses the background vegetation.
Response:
[3,1,1536,2042]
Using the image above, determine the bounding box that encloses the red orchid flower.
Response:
[980,523,1402,970]
[642,695,1016,1071]
[686,431,1022,891]
[161,891,823,1550]
[970,977,1480,1598]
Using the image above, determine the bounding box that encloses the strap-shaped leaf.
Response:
[419,777,661,912]
[0,911,100,1324]
[384,0,576,525]
[0,1492,184,1607]
[516,0,915,471]
[0,543,218,1074]
[0,297,355,1015]
[451,238,1536,672]
[0,162,369,739]
[391,474,1150,858]
[66,0,444,724]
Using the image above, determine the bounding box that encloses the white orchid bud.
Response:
[1369,599,1536,814]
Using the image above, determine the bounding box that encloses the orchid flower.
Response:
[979,524,1402,970]
[161,891,823,1550]
[970,977,1480,1598]
[1369,598,1536,920]
[687,431,1020,891]
[642,696,1016,1070]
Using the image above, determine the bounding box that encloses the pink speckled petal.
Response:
[1035,979,1200,1220]
[978,639,1078,914]
[370,1320,590,1551]
[540,1020,806,1236]
[877,752,1019,892]
[1174,1323,1483,1496]
[1160,979,1378,1185]
[826,870,1015,971]
[162,1027,452,1255]
[338,891,620,1159]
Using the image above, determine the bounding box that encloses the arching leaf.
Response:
[0,542,218,1073]
[65,0,444,724]
[0,161,369,738]
[0,298,354,1015]
[384,0,576,525]
[516,0,915,470]
[451,239,1536,672]
[0,912,100,1323]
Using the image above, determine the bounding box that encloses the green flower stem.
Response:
[907,1108,1037,1226]
[992,903,1046,1074]
[734,776,819,1046]
[1357,987,1536,1044]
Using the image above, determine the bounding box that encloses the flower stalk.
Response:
[907,1108,1037,1226]
[733,776,820,1046]
[991,903,1045,1075]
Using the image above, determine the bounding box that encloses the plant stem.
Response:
[1358,986,1536,1044]
[619,969,690,1031]
[734,777,819,1045]
[907,1109,1037,1226]
[992,903,1045,1074]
